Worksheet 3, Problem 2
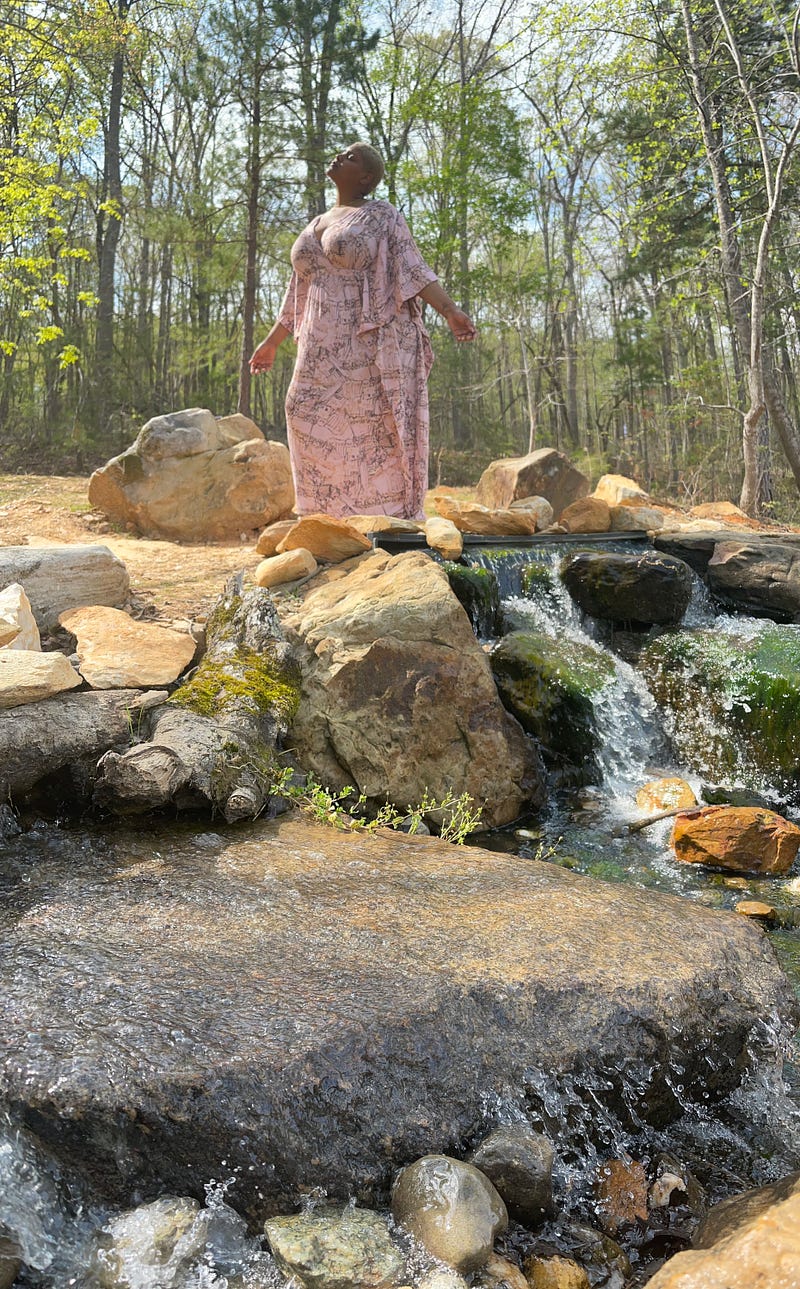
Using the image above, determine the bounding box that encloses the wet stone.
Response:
[264,1205,404,1289]
[523,1253,590,1289]
[467,1125,555,1226]
[391,1155,507,1273]
[92,1196,208,1287]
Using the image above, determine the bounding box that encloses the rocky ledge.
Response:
[0,816,793,1224]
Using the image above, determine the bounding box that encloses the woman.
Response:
[250,143,477,519]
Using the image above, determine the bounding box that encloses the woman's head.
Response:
[351,143,385,194]
[328,143,385,197]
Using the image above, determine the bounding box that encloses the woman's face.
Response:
[327,146,371,193]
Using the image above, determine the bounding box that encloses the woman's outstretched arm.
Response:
[250,321,291,372]
[417,282,477,342]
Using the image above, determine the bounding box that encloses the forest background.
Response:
[3,0,800,517]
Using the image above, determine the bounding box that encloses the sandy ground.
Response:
[0,475,258,621]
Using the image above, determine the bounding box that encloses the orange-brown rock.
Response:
[688,501,754,526]
[276,514,372,563]
[592,474,649,507]
[255,519,298,557]
[346,514,422,536]
[523,1254,590,1289]
[253,548,317,588]
[434,497,537,536]
[509,495,554,528]
[636,778,697,812]
[595,1158,648,1235]
[475,1252,528,1289]
[735,900,775,920]
[475,448,590,518]
[559,497,611,534]
[0,650,81,708]
[609,502,665,532]
[425,516,464,560]
[59,606,196,689]
[670,805,800,875]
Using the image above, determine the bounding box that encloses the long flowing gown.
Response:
[277,200,438,519]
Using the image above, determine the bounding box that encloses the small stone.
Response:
[523,1254,590,1289]
[594,1158,648,1234]
[425,516,463,560]
[264,1205,404,1289]
[636,777,697,812]
[559,497,611,534]
[650,1171,687,1208]
[468,1125,555,1225]
[723,876,750,890]
[391,1154,508,1273]
[593,474,650,507]
[59,606,196,689]
[254,548,318,587]
[508,496,554,528]
[346,514,422,535]
[93,1196,208,1288]
[256,518,298,557]
[735,899,776,921]
[0,582,40,651]
[609,503,665,532]
[276,513,372,562]
[0,649,81,709]
[475,1251,528,1288]
[417,1272,470,1289]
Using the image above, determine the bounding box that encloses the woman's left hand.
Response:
[445,308,478,342]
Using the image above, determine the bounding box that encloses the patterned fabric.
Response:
[278,200,437,519]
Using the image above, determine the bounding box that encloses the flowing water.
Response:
[3,540,800,1286]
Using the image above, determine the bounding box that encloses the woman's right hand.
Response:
[250,336,279,373]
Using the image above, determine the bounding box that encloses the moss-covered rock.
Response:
[639,623,800,799]
[561,551,693,626]
[490,630,614,784]
[442,562,500,637]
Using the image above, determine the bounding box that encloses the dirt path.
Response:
[0,475,257,620]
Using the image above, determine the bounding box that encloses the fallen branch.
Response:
[627,805,702,834]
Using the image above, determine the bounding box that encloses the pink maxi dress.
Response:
[277,200,438,519]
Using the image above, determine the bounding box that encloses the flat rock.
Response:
[276,514,373,562]
[0,545,129,631]
[434,498,538,536]
[705,540,800,619]
[0,816,794,1222]
[0,650,81,709]
[0,583,39,650]
[636,778,697,812]
[59,607,196,688]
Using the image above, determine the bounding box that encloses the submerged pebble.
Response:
[391,1155,507,1273]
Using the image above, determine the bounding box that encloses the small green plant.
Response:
[270,767,481,844]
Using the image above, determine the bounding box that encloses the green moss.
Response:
[640,623,800,797]
[170,645,301,724]
[442,561,500,635]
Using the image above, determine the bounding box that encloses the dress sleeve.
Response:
[276,270,309,339]
[388,209,438,306]
[359,203,438,334]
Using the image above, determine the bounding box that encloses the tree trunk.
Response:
[92,19,127,438]
[238,69,262,419]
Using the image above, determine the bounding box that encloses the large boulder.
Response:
[88,408,295,541]
[560,551,693,627]
[705,540,800,620]
[0,816,793,1223]
[489,630,614,785]
[475,448,590,519]
[639,622,800,800]
[280,550,544,828]
[0,545,129,631]
[592,474,649,507]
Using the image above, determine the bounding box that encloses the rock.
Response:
[594,1158,648,1235]
[92,1196,209,1286]
[418,1272,470,1289]
[59,606,195,689]
[425,516,463,559]
[475,448,590,518]
[593,474,650,507]
[523,1255,590,1289]
[281,551,544,829]
[558,497,611,534]
[689,501,752,524]
[559,1224,631,1285]
[467,1125,555,1225]
[255,519,298,557]
[0,816,794,1223]
[88,408,295,541]
[653,532,732,575]
[264,1206,404,1289]
[509,496,554,528]
[645,1173,800,1287]
[636,778,697,812]
[0,583,40,651]
[276,513,373,562]
[391,1155,507,1274]
[254,548,318,587]
[434,497,538,536]
[442,563,500,638]
[735,899,776,920]
[609,502,665,532]
[639,623,800,799]
[670,806,800,875]
[0,1236,21,1289]
[0,650,81,709]
[705,540,800,619]
[347,514,423,535]
[475,1252,528,1289]
[561,550,693,626]
[489,630,614,784]
[0,545,129,631]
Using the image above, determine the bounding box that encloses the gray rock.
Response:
[265,1206,404,1289]
[468,1125,555,1225]
[392,1155,507,1273]
[560,551,693,626]
[705,541,800,620]
[0,1235,21,1289]
[0,545,129,631]
[0,817,794,1223]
